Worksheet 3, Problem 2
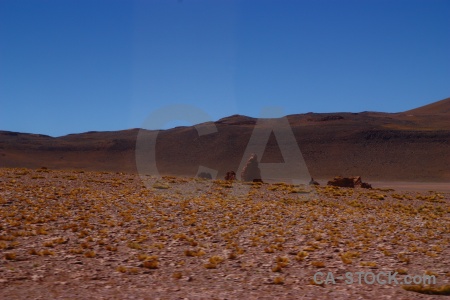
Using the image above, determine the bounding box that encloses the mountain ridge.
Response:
[1,97,449,182]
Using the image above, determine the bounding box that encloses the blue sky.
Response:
[1,0,449,137]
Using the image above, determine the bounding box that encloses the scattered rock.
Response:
[361,182,372,189]
[327,176,355,188]
[351,176,362,186]
[309,178,320,185]
[327,176,372,189]
[224,171,236,181]
[198,172,212,180]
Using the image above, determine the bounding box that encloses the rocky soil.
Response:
[1,168,449,299]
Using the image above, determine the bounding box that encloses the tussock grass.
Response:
[273,276,284,284]
[311,261,325,268]
[0,168,449,296]
[4,252,16,260]
[402,285,450,295]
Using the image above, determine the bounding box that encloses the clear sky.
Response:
[1,0,449,137]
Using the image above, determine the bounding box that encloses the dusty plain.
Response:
[1,168,449,299]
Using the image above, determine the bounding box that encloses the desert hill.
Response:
[0,98,449,182]
[404,97,450,115]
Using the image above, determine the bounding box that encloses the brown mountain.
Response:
[404,97,450,115]
[1,98,449,182]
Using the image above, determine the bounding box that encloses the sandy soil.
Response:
[370,182,450,193]
[310,180,450,193]
[1,168,449,299]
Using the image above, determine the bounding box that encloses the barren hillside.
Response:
[0,98,449,182]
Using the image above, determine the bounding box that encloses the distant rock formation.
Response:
[241,153,262,182]
[360,182,372,189]
[320,115,344,121]
[307,115,344,122]
[224,171,236,181]
[351,176,362,186]
[327,176,372,189]
[198,172,212,180]
[327,176,355,188]
[309,178,320,185]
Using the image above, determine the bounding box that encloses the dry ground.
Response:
[1,168,450,299]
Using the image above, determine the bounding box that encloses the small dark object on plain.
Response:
[309,178,320,185]
[224,171,236,181]
[327,176,372,189]
[241,153,262,182]
[198,172,212,180]
[361,182,372,189]
[327,176,355,188]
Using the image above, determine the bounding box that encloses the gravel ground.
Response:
[1,168,449,299]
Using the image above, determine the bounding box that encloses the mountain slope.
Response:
[1,98,449,181]
[404,97,450,115]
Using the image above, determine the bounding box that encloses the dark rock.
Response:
[241,154,262,182]
[361,182,372,189]
[351,176,362,186]
[224,171,236,181]
[198,172,212,180]
[309,178,320,185]
[327,176,355,188]
[327,176,372,189]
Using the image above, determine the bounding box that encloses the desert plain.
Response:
[1,98,450,299]
[1,167,449,299]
